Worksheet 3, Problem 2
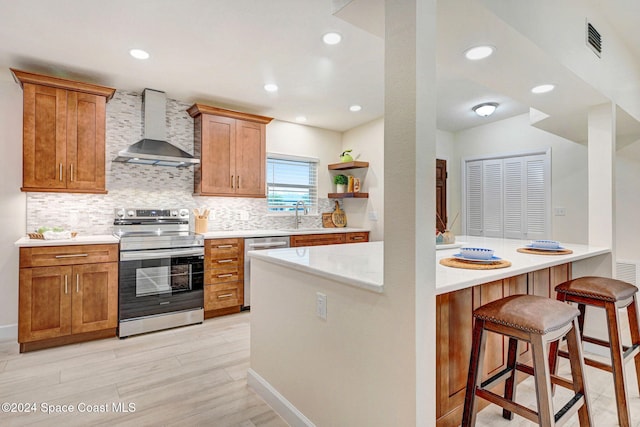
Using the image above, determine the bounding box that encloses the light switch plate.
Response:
[316,292,327,320]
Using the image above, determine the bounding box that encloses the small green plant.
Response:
[333,174,348,185]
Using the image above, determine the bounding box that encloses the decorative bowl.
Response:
[459,247,494,260]
[531,240,560,249]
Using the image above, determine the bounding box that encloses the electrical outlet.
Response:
[316,292,327,320]
[237,210,249,221]
[554,207,566,216]
[368,211,378,221]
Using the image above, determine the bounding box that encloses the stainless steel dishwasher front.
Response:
[243,236,290,308]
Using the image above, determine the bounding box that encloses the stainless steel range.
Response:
[114,208,205,337]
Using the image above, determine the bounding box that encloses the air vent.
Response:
[616,260,637,285]
[586,21,602,58]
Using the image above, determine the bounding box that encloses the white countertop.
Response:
[201,227,368,239]
[248,236,610,295]
[15,234,120,247]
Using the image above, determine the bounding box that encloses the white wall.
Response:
[616,142,640,262]
[453,113,589,243]
[0,78,26,340]
[341,118,384,241]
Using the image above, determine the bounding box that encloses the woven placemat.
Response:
[517,248,573,255]
[439,257,512,270]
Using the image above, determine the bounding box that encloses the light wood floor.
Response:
[2,312,640,426]
[0,312,287,427]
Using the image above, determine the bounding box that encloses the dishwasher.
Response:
[243,236,290,309]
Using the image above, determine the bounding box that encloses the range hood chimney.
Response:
[113,89,200,167]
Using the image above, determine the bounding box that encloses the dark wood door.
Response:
[436,159,447,232]
[235,119,265,197]
[71,263,118,334]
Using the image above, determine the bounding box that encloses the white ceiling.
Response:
[0,0,638,137]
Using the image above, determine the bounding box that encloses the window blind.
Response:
[266,155,318,213]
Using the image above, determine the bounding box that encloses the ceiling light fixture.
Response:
[129,49,150,60]
[473,102,498,117]
[295,116,307,123]
[531,84,555,94]
[322,32,342,45]
[464,45,495,60]
[349,105,362,112]
[264,83,279,92]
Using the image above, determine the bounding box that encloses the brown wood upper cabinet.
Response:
[11,69,116,194]
[188,104,273,197]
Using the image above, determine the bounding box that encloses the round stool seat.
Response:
[556,276,638,302]
[474,294,580,335]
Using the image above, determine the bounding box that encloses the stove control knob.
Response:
[116,209,125,218]
[179,209,189,218]
[170,210,178,217]
[127,210,135,217]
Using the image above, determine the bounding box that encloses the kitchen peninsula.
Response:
[247,236,610,426]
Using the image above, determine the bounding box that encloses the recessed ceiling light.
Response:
[264,83,279,92]
[472,102,498,117]
[295,116,307,123]
[464,45,495,60]
[349,105,362,112]
[531,84,555,94]
[322,32,342,45]
[129,49,150,60]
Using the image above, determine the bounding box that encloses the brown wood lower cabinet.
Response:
[436,264,571,427]
[204,238,244,318]
[290,231,369,247]
[18,244,118,352]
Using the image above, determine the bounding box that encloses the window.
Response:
[266,154,318,213]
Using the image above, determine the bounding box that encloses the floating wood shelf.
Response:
[328,192,369,199]
[328,161,369,170]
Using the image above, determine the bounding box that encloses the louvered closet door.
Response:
[523,154,549,240]
[465,161,483,236]
[482,159,504,238]
[503,158,525,239]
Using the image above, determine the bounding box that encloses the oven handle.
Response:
[120,247,204,261]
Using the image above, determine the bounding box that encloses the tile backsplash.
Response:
[26,90,335,234]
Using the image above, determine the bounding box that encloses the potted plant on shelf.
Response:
[334,174,349,193]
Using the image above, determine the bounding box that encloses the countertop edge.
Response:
[201,227,370,239]
[15,235,120,247]
[250,251,384,294]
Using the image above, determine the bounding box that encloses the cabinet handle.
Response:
[237,176,240,188]
[231,175,234,189]
[217,273,234,278]
[216,245,233,249]
[217,259,234,263]
[217,293,234,299]
[76,273,80,293]
[352,236,364,240]
[55,253,88,259]
[64,275,68,294]
[59,163,63,181]
[70,164,74,182]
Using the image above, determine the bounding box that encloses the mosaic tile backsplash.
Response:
[26,90,335,234]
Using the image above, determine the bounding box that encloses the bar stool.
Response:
[462,294,592,427]
[550,276,640,427]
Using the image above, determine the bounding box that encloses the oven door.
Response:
[119,247,204,320]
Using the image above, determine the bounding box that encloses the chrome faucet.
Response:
[294,200,308,229]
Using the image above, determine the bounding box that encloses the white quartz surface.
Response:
[248,236,610,295]
[201,227,368,239]
[15,235,119,247]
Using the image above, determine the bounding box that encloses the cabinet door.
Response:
[22,83,67,190]
[235,120,265,197]
[66,91,106,192]
[201,115,236,195]
[19,266,72,342]
[345,232,369,243]
[71,262,118,334]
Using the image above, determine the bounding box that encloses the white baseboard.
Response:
[247,368,315,427]
[0,324,17,342]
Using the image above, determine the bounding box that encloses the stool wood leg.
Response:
[565,317,592,427]
[462,319,488,427]
[626,296,640,395]
[606,300,632,427]
[548,293,567,380]
[502,337,519,420]
[531,333,554,427]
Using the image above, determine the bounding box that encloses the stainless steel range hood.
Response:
[113,89,200,167]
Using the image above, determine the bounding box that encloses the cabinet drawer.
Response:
[207,257,241,271]
[346,232,369,243]
[207,267,241,284]
[205,282,242,310]
[205,238,242,259]
[290,233,346,247]
[20,244,119,268]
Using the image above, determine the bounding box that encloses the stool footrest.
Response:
[475,388,539,424]
[516,363,574,390]
[480,366,516,390]
[555,393,586,425]
[624,343,640,360]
